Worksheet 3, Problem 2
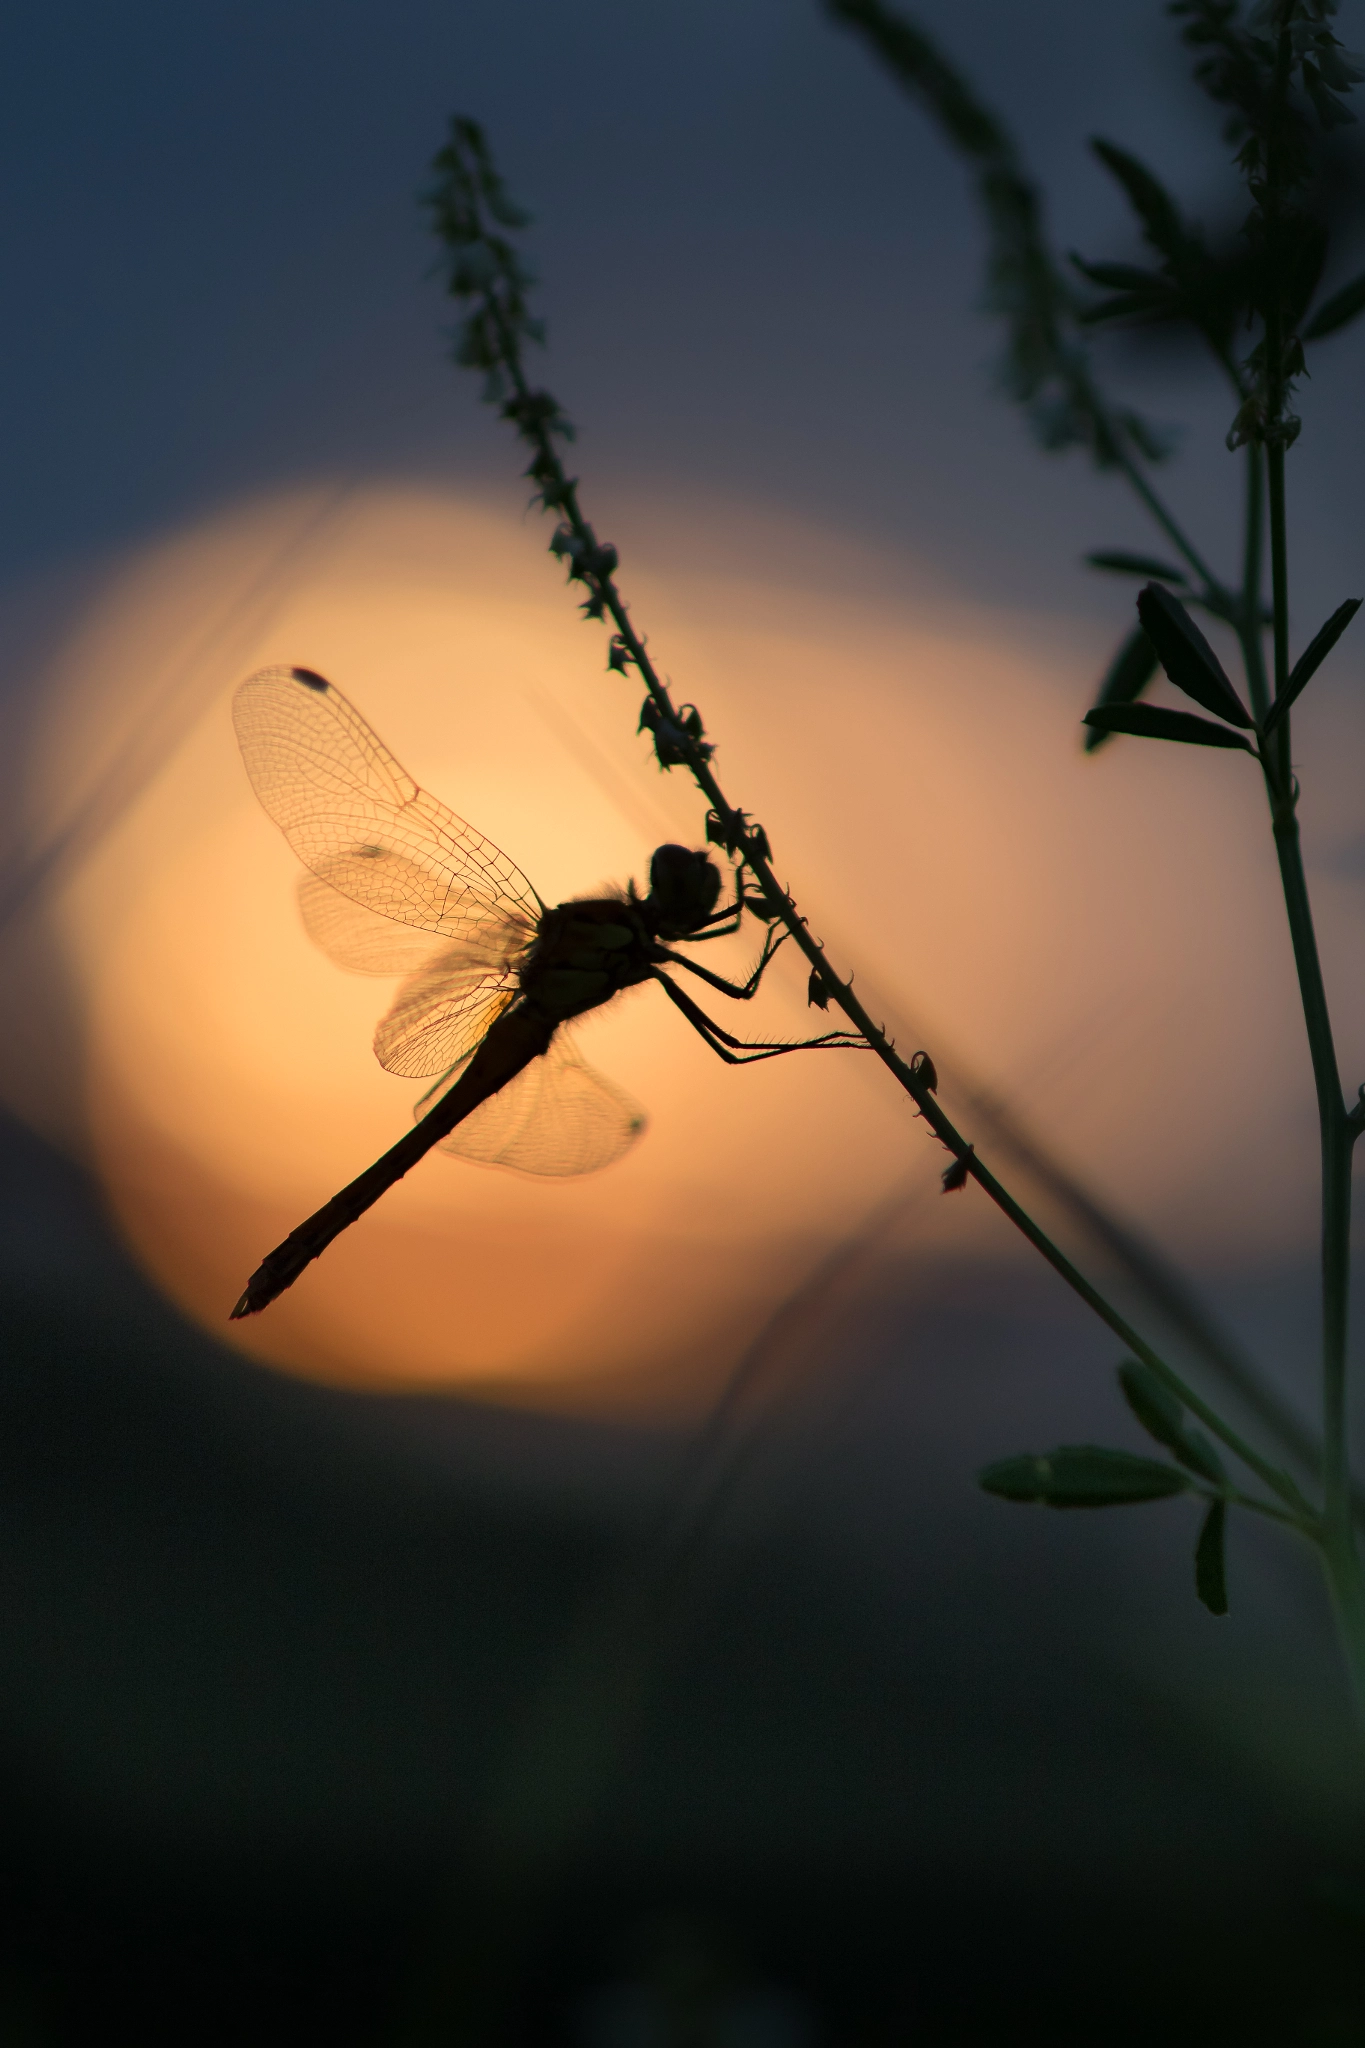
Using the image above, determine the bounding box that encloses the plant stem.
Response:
[1114,446,1223,598]
[1108,402,1365,1601]
[1222,1487,1311,1531]
[1238,442,1270,725]
[486,337,1311,1523]
[1264,397,1365,1715]
[436,138,1320,1534]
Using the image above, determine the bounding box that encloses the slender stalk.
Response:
[427,5,1365,1733]
[1239,443,1270,726]
[1220,1487,1312,1531]
[1113,446,1224,598]
[1262,287,1365,1711]
[485,324,1311,1523]
[624,545,1308,1513]
[432,119,1333,1585]
[1121,429,1365,1584]
[1108,404,1365,1598]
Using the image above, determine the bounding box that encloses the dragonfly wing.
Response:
[297,873,460,976]
[234,666,542,950]
[432,1034,647,1177]
[375,963,519,1078]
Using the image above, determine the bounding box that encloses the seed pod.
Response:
[910,1050,938,1093]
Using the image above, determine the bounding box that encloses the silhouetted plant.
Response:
[427,0,1365,1726]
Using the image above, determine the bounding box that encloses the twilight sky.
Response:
[0,0,1360,614]
[4,0,1365,1398]
[3,7,1365,1982]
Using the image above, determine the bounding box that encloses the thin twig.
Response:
[423,121,1316,1526]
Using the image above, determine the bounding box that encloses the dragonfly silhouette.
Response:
[229,666,865,1318]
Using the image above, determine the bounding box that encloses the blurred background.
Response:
[3,0,1365,2037]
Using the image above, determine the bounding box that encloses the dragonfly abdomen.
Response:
[230,1001,556,1319]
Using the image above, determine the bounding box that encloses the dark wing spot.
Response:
[291,667,331,692]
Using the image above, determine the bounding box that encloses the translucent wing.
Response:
[373,956,521,1079]
[429,1034,647,1177]
[297,873,459,977]
[234,665,543,945]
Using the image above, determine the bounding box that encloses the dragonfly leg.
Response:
[658,922,790,1000]
[683,868,800,942]
[651,970,866,1065]
[681,876,747,939]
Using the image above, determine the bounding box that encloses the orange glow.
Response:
[4,481,1346,1409]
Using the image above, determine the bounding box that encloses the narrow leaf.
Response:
[1089,139,1186,261]
[1118,1359,1182,1441]
[1137,584,1253,727]
[1077,291,1172,326]
[1169,1428,1223,1485]
[1121,411,1177,464]
[1084,703,1255,751]
[980,1446,1190,1508]
[1263,598,1362,734]
[1195,1499,1229,1615]
[1086,551,1187,583]
[1304,269,1365,339]
[1070,256,1165,292]
[1118,1361,1225,1483]
[1083,626,1159,754]
[1302,62,1356,132]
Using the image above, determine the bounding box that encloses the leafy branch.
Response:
[825,0,1365,1698]
[423,115,1318,1587]
[826,0,1365,739]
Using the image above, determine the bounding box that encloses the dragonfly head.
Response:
[644,843,721,937]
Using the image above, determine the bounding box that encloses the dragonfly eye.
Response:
[646,843,721,933]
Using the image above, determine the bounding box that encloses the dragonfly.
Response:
[228,666,865,1318]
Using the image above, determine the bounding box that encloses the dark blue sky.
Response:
[5,0,1362,637]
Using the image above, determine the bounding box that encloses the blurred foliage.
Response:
[823,0,1365,1633]
[826,0,1365,728]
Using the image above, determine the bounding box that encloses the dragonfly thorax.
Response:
[519,846,720,1025]
[519,896,653,1024]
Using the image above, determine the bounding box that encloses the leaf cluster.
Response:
[639,698,713,769]
[824,0,1165,468]
[425,133,765,862]
[832,0,1365,535]
[1178,3,1364,448]
[1072,8,1365,457]
[1086,581,1256,748]
[828,2,1365,763]
[1174,0,1364,173]
[1071,139,1262,368]
[426,117,557,410]
[979,1361,1232,1613]
[1083,579,1359,751]
[423,90,1365,1686]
